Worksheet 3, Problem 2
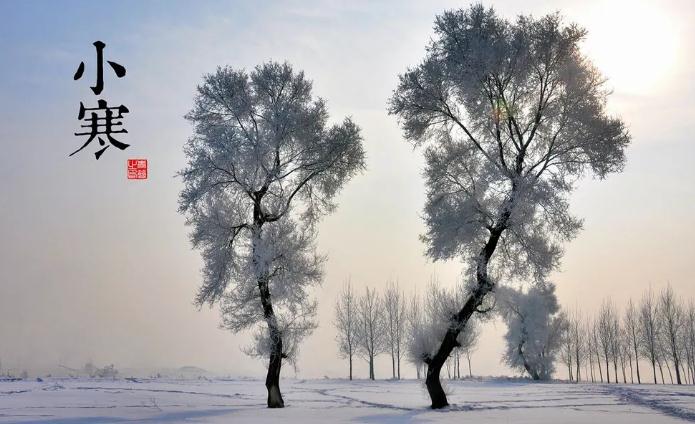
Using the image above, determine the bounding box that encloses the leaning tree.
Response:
[179,62,365,407]
[389,5,629,408]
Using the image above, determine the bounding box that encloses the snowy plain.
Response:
[2,377,695,423]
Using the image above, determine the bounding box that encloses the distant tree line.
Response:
[561,285,695,385]
[336,281,692,386]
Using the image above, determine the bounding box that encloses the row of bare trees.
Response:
[561,285,695,385]
[334,281,406,380]
[334,280,479,380]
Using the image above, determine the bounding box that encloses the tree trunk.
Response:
[467,350,472,378]
[605,357,611,383]
[265,333,284,408]
[674,355,682,385]
[456,351,461,379]
[254,223,285,408]
[259,285,284,408]
[369,355,375,380]
[349,351,353,381]
[633,338,641,384]
[685,362,690,385]
[426,357,449,409]
[652,358,657,384]
[657,358,665,383]
[589,353,595,383]
[424,219,507,408]
[397,346,401,380]
[260,288,284,408]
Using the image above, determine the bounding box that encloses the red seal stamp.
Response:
[127,159,148,179]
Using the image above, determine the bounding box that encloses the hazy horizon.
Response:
[1,0,693,381]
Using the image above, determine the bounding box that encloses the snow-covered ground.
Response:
[2,378,695,423]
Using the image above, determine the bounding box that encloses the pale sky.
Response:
[0,0,693,380]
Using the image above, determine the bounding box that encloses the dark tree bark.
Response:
[397,350,401,380]
[659,361,665,383]
[672,347,683,385]
[589,357,595,383]
[265,332,284,408]
[254,198,285,408]
[631,328,641,384]
[424,217,508,408]
[576,354,581,383]
[349,351,353,381]
[258,276,285,408]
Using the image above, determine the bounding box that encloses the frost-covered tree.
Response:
[590,319,604,382]
[335,280,358,380]
[585,317,597,382]
[389,5,629,407]
[561,320,574,381]
[498,282,566,380]
[597,300,618,383]
[608,305,622,383]
[624,299,642,384]
[659,285,684,384]
[383,281,407,379]
[356,287,386,380]
[179,62,365,407]
[406,291,427,379]
[567,309,586,382]
[617,325,632,383]
[639,289,660,384]
[682,303,695,385]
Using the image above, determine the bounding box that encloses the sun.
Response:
[581,1,681,95]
